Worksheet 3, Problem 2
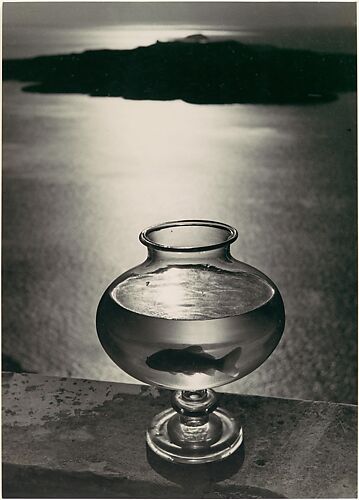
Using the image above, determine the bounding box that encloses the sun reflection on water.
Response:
[3,73,356,400]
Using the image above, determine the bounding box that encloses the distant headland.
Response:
[3,37,356,105]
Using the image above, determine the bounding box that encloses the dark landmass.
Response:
[2,354,27,373]
[179,34,209,44]
[3,39,356,104]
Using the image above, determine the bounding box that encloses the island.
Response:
[3,38,356,105]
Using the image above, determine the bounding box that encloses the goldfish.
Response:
[146,345,242,377]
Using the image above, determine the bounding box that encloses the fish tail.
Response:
[221,347,242,377]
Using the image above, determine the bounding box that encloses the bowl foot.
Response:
[146,405,243,464]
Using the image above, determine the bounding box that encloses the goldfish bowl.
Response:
[96,220,285,464]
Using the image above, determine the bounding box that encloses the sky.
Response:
[3,2,356,29]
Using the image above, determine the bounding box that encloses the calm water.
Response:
[2,26,357,403]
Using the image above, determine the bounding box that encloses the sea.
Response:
[2,24,357,403]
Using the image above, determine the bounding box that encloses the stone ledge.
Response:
[2,372,357,498]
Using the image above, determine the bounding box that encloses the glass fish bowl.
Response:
[96,220,285,464]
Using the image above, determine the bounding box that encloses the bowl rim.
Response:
[139,219,238,252]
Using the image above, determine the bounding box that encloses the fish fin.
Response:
[222,347,242,377]
[183,345,206,354]
[184,345,202,351]
[203,367,216,376]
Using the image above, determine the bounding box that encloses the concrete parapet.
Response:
[2,372,357,498]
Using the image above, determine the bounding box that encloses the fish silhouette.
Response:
[146,345,242,377]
